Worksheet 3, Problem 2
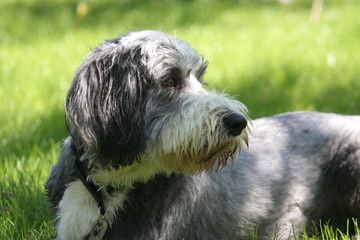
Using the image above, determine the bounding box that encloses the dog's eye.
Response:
[163,78,177,88]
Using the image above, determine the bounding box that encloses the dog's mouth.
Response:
[199,140,241,171]
[155,136,247,175]
[202,143,236,162]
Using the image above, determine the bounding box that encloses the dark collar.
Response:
[72,143,106,216]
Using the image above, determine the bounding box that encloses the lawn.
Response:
[1,0,359,239]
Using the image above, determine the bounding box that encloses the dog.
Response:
[45,30,360,240]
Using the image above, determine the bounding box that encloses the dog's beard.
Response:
[154,134,248,175]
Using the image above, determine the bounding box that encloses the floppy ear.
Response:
[65,44,150,168]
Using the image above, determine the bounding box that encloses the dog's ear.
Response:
[65,44,150,168]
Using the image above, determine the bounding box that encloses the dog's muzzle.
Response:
[223,112,248,136]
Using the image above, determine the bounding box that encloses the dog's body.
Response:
[97,112,360,240]
[46,31,360,239]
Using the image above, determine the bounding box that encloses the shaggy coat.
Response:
[45,31,360,240]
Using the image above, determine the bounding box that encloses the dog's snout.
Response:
[223,112,247,136]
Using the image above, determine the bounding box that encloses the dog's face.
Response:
[66,31,249,175]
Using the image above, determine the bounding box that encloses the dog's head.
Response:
[66,31,250,174]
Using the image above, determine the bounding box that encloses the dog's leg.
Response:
[342,147,360,216]
[56,180,98,240]
[324,138,360,224]
[56,180,127,240]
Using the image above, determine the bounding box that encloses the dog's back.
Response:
[219,112,360,238]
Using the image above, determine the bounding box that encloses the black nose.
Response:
[223,112,247,136]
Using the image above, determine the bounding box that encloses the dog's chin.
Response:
[155,137,247,175]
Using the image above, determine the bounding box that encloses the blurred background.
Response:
[0,0,359,238]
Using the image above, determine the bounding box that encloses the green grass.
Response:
[241,219,360,239]
[1,0,359,239]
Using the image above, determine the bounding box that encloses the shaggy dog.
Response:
[45,31,360,240]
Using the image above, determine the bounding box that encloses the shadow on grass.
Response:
[0,107,68,160]
[226,67,300,119]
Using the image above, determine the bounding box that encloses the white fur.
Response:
[56,180,98,239]
[89,157,171,188]
[56,180,127,240]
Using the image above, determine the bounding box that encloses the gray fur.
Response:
[45,31,360,239]
[102,112,360,239]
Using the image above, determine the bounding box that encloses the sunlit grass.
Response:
[1,0,359,239]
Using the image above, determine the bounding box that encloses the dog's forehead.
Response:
[121,31,197,55]
[121,31,204,74]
